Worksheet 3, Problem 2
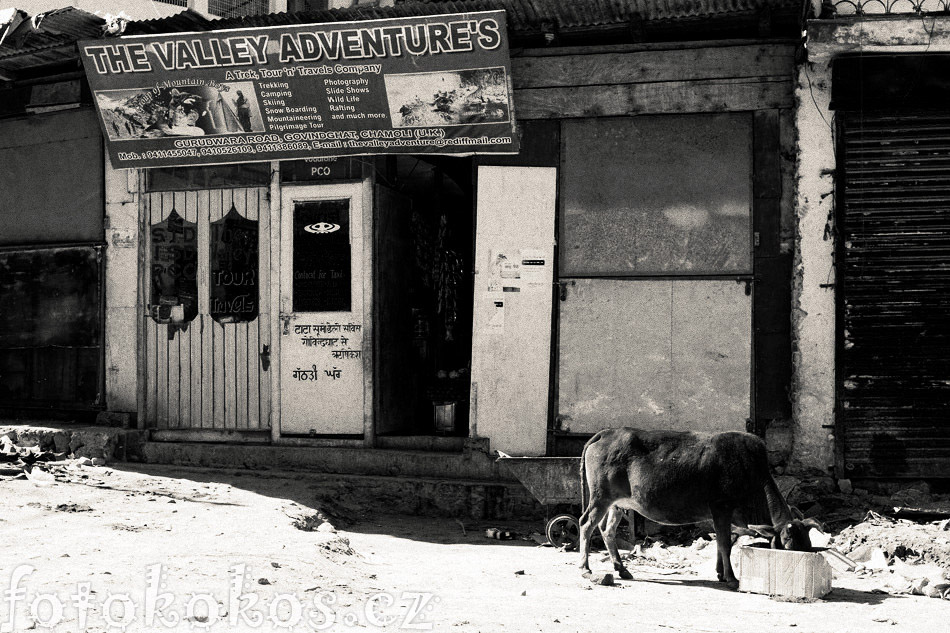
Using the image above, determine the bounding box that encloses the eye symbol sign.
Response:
[304,222,341,234]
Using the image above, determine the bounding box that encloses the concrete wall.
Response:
[470,166,557,456]
[791,57,836,473]
[103,162,140,415]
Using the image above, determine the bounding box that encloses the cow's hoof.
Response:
[725,580,739,590]
[617,568,633,581]
[581,570,592,579]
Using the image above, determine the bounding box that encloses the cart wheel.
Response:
[546,514,580,550]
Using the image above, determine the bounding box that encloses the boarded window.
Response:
[0,246,102,407]
[0,110,103,246]
[560,114,753,276]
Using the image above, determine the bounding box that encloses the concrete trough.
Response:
[738,545,833,600]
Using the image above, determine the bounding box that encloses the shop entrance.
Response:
[278,182,369,437]
[373,156,475,438]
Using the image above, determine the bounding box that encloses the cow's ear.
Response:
[747,524,777,539]
[801,518,824,532]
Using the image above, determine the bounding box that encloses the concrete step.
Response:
[0,423,548,520]
[140,440,514,482]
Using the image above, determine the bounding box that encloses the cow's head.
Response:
[748,519,824,551]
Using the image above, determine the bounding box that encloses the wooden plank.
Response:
[191,190,205,428]
[223,189,238,430]
[779,108,797,249]
[233,188,249,430]
[753,109,782,201]
[263,169,276,434]
[145,192,157,428]
[212,189,226,429]
[137,171,148,430]
[150,429,272,444]
[513,38,800,58]
[188,190,202,428]
[269,162,281,440]
[511,45,797,90]
[166,190,185,429]
[155,193,169,429]
[246,189,261,429]
[198,188,212,430]
[514,77,793,119]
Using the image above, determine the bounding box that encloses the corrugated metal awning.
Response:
[0,0,801,81]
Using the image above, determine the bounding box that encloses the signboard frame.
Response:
[79,10,519,169]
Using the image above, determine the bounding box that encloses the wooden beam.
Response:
[513,77,793,119]
[149,428,272,443]
[511,44,796,90]
[512,38,800,58]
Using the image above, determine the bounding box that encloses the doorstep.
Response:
[140,438,512,482]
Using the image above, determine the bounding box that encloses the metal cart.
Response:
[497,456,583,548]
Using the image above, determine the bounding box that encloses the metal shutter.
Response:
[838,111,950,478]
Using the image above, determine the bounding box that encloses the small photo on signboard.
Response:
[384,67,511,128]
[95,82,264,140]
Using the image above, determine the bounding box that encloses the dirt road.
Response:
[0,463,946,632]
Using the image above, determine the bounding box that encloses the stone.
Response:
[838,478,853,494]
[52,432,71,454]
[91,457,107,466]
[76,457,93,467]
[589,572,615,586]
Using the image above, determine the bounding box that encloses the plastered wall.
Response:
[103,161,140,414]
[791,58,837,472]
[469,166,557,456]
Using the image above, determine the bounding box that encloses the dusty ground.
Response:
[1,462,947,633]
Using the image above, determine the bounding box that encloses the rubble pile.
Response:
[834,511,950,568]
[0,431,109,481]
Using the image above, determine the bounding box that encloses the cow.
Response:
[578,428,821,587]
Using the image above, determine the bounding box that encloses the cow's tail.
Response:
[578,431,605,522]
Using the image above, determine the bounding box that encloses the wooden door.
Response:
[142,187,270,434]
[278,183,368,436]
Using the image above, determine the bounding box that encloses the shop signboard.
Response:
[79,11,519,168]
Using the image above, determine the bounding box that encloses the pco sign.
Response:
[279,157,361,182]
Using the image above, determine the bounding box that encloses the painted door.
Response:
[143,187,271,432]
[278,183,368,436]
[556,114,753,435]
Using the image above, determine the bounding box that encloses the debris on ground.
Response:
[317,534,359,556]
[484,528,514,540]
[0,432,114,483]
[834,510,950,568]
[284,499,351,533]
[831,510,950,599]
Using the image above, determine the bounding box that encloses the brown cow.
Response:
[578,428,820,586]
